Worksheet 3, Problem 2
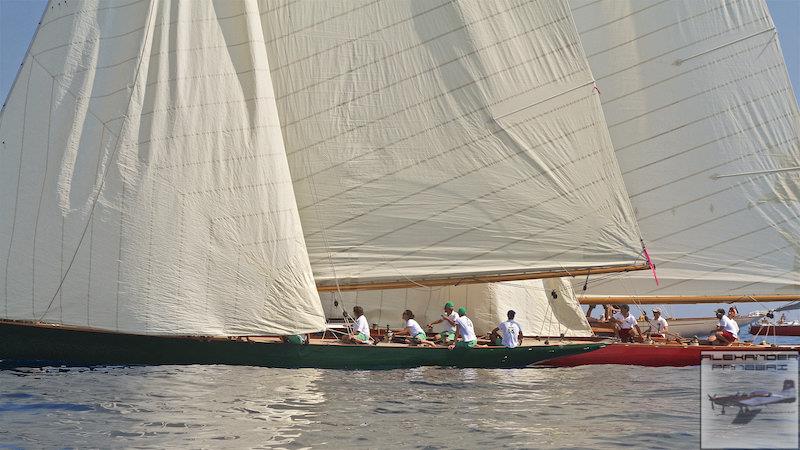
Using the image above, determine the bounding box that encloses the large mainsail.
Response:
[261,0,646,289]
[571,0,800,297]
[0,0,325,335]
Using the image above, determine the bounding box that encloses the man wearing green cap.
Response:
[449,307,478,349]
[427,301,458,344]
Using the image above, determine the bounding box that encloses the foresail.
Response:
[261,0,643,287]
[0,0,325,335]
[321,278,592,337]
[571,0,800,296]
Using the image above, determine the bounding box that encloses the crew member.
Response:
[343,306,371,344]
[449,307,478,349]
[490,310,523,348]
[649,308,669,338]
[393,310,435,347]
[612,304,642,343]
[427,301,458,344]
[708,308,738,345]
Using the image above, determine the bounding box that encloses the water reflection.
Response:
[0,365,703,448]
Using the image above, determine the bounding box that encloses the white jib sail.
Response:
[0,0,325,335]
[571,0,800,296]
[261,0,644,287]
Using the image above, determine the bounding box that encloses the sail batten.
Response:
[263,0,644,284]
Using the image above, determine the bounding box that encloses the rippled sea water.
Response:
[0,332,796,449]
[0,364,698,449]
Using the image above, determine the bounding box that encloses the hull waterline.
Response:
[0,321,603,370]
[538,342,800,367]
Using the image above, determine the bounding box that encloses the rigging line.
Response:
[745,295,775,317]
[38,0,158,322]
[303,151,351,332]
[384,262,437,290]
[543,288,563,339]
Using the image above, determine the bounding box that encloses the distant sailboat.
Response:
[0,0,651,368]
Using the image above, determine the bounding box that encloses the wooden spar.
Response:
[316,263,650,292]
[578,294,800,305]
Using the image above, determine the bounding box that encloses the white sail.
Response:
[261,0,644,287]
[322,278,592,337]
[0,0,325,335]
[571,0,800,296]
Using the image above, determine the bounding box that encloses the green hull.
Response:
[0,322,603,369]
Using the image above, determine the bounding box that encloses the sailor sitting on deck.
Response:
[449,307,480,349]
[343,306,371,344]
[611,305,642,343]
[647,308,669,338]
[489,310,523,348]
[427,301,458,344]
[708,308,738,345]
[392,310,435,347]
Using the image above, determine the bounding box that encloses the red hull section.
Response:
[750,324,800,336]
[540,342,800,367]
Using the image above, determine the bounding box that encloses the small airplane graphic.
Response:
[708,380,796,424]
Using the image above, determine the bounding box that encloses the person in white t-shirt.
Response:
[343,306,371,344]
[392,310,435,347]
[708,308,738,345]
[427,301,459,344]
[490,310,523,348]
[449,307,480,349]
[611,305,642,343]
[647,308,669,338]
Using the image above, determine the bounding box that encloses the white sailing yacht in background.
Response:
[0,0,647,368]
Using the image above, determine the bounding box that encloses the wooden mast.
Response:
[578,294,800,305]
[317,263,650,292]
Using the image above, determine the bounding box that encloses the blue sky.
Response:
[1,1,799,319]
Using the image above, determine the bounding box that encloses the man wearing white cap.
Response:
[648,309,669,338]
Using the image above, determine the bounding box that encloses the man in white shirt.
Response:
[648,308,669,338]
[449,307,478,349]
[344,306,371,344]
[490,310,523,348]
[427,301,458,344]
[612,305,642,343]
[708,308,738,345]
